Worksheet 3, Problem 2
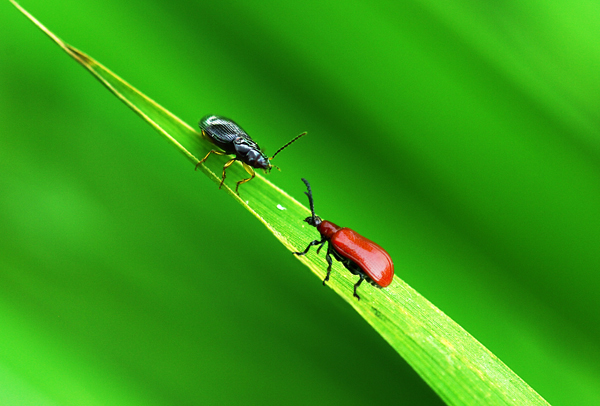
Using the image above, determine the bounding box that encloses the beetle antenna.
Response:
[269,132,306,160]
[301,178,317,222]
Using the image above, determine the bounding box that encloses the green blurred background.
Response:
[1,0,599,404]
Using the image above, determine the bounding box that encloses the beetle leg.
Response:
[315,239,327,254]
[323,243,334,285]
[195,149,227,171]
[353,275,365,301]
[235,163,256,194]
[220,159,237,189]
[293,238,325,256]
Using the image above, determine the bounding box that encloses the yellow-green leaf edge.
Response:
[11,2,550,405]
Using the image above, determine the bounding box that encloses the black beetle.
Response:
[195,115,306,194]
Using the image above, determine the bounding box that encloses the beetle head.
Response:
[304,214,322,228]
[233,138,271,170]
[247,148,270,170]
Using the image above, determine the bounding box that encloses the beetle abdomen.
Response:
[331,228,394,287]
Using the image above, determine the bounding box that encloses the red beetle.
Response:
[294,179,394,300]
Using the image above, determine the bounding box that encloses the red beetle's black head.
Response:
[300,178,322,228]
[304,215,322,228]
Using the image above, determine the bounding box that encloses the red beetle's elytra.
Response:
[293,179,394,300]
